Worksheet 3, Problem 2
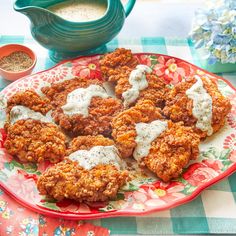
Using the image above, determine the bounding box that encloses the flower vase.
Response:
[196,48,236,73]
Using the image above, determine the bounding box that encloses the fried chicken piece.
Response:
[115,73,168,108]
[6,89,52,115]
[144,121,200,182]
[37,135,129,202]
[163,76,232,138]
[112,100,200,182]
[100,48,138,79]
[41,77,102,107]
[4,119,66,163]
[112,100,164,158]
[66,134,114,154]
[100,48,168,107]
[42,77,123,137]
[53,97,123,137]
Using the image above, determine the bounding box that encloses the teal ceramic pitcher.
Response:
[14,0,136,62]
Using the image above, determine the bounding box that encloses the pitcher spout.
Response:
[14,0,32,12]
[14,0,56,26]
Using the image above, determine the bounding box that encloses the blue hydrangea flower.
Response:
[190,0,236,64]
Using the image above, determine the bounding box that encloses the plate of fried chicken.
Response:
[0,48,235,219]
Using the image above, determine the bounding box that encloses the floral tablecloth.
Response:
[0,36,236,235]
[0,189,109,236]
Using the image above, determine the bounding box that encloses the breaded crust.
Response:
[4,119,66,163]
[67,135,114,154]
[100,48,168,107]
[6,89,52,115]
[37,135,129,202]
[112,100,200,182]
[163,77,232,138]
[41,77,102,107]
[53,97,123,137]
[112,100,163,158]
[42,77,123,137]
[100,48,138,79]
[144,121,200,182]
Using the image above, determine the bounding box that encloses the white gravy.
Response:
[48,0,107,22]
[133,120,168,162]
[10,105,53,125]
[186,76,213,136]
[68,145,123,170]
[62,84,109,117]
[122,65,152,107]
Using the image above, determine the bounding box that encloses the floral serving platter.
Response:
[0,53,235,220]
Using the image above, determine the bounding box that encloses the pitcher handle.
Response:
[124,0,136,17]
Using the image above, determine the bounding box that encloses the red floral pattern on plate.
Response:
[72,55,102,80]
[224,133,236,162]
[0,129,7,148]
[227,94,236,129]
[0,53,235,219]
[183,163,221,186]
[152,56,194,84]
[224,133,236,150]
[39,64,72,83]
[0,149,13,170]
[6,174,41,203]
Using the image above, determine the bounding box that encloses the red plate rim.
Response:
[0,52,235,220]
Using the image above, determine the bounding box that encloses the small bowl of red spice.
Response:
[0,44,36,81]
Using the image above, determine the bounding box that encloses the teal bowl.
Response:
[14,0,136,62]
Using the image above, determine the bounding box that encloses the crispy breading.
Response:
[6,90,52,115]
[66,135,114,155]
[42,77,123,137]
[53,97,123,137]
[100,48,168,107]
[4,119,66,163]
[163,76,232,138]
[144,121,200,182]
[112,100,200,182]
[114,73,168,108]
[41,77,102,107]
[100,48,138,79]
[112,100,164,158]
[37,136,129,202]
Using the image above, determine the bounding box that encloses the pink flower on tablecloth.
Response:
[227,95,236,129]
[183,163,219,186]
[6,174,41,203]
[153,56,193,84]
[72,56,102,80]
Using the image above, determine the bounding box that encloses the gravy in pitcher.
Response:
[48,0,107,22]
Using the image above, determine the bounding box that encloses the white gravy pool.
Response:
[10,105,54,125]
[61,84,109,117]
[48,0,107,22]
[133,120,168,162]
[122,65,152,107]
[68,145,123,170]
[186,75,213,136]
